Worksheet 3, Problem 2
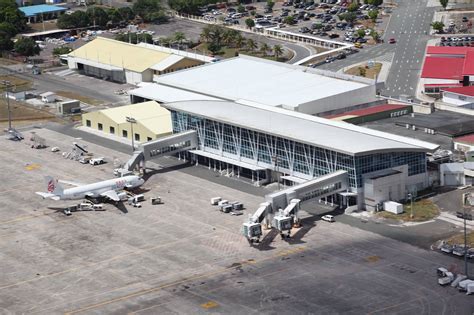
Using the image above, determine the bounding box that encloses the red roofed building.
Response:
[454,133,474,152]
[441,84,474,107]
[421,46,474,95]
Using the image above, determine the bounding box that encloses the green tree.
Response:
[368,9,378,22]
[168,0,203,15]
[273,44,283,60]
[86,7,109,28]
[0,0,26,33]
[57,11,90,29]
[118,7,134,21]
[245,18,255,28]
[246,38,257,51]
[431,21,445,33]
[173,31,186,48]
[237,5,245,13]
[14,37,40,56]
[207,41,221,55]
[340,12,357,24]
[133,0,161,18]
[266,0,275,11]
[440,0,448,9]
[260,42,270,56]
[356,29,366,38]
[223,29,239,47]
[52,46,72,56]
[235,34,245,50]
[107,8,123,25]
[347,3,359,12]
[368,0,383,5]
[370,30,380,42]
[200,25,225,46]
[284,16,296,25]
[359,67,366,77]
[0,32,13,52]
[312,23,323,29]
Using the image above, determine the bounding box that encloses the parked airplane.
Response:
[36,175,145,202]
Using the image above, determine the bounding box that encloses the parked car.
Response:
[440,243,454,254]
[89,157,105,165]
[456,211,473,220]
[329,33,340,38]
[299,27,310,33]
[453,245,469,257]
[389,38,396,44]
[322,214,335,222]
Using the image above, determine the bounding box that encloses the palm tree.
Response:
[260,43,270,56]
[200,25,212,43]
[159,37,171,47]
[173,32,186,49]
[223,29,239,47]
[246,38,257,52]
[235,34,245,51]
[273,44,283,60]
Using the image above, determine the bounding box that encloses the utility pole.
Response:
[126,116,137,152]
[462,193,473,277]
[272,155,280,190]
[1,80,12,130]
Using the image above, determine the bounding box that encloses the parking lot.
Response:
[201,1,390,49]
[1,128,474,313]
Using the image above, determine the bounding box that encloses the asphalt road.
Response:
[318,0,435,99]
[0,65,127,105]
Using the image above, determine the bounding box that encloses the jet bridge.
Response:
[242,170,349,243]
[115,130,198,176]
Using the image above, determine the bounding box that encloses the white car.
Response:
[321,215,335,222]
[89,157,105,165]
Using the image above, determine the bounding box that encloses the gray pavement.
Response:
[1,128,474,314]
[318,0,436,99]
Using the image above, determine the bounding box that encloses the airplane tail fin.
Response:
[44,176,64,196]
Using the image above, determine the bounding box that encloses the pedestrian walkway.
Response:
[437,212,474,230]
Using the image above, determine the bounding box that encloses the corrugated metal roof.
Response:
[150,55,184,71]
[130,83,219,102]
[162,100,439,156]
[19,5,66,17]
[68,37,171,73]
[93,101,172,135]
[455,133,474,145]
[443,86,474,97]
[421,56,465,80]
[154,55,371,109]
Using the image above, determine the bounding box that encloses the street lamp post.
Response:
[1,80,12,130]
[408,193,414,219]
[272,155,280,190]
[462,193,473,277]
[125,116,137,153]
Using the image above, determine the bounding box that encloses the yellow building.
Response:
[82,101,172,143]
[67,37,205,85]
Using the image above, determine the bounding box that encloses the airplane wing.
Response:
[58,180,86,187]
[35,192,60,201]
[100,190,120,202]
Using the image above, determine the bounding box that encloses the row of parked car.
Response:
[440,242,474,258]
[439,36,474,47]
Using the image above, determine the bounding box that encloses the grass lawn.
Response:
[345,62,382,79]
[0,58,20,66]
[446,232,474,247]
[376,199,440,222]
[55,91,104,106]
[0,75,32,91]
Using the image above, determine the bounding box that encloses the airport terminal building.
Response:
[161,100,439,210]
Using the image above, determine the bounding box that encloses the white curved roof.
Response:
[162,100,439,156]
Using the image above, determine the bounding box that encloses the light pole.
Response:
[462,193,473,277]
[1,80,12,130]
[408,193,414,219]
[126,116,137,152]
[272,155,280,190]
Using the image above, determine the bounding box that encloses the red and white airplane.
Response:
[36,175,144,201]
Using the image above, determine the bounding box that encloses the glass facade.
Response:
[171,111,427,188]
